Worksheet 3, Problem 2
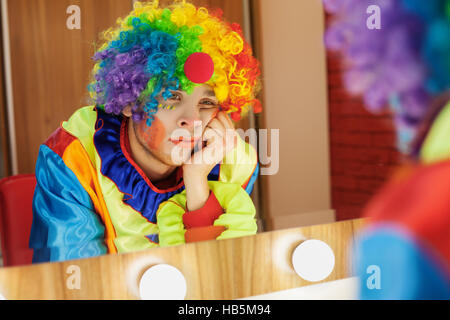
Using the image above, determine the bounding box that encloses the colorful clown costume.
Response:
[354,102,450,299]
[29,106,259,263]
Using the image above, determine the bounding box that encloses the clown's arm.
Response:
[29,144,107,263]
[157,135,259,247]
[157,180,258,247]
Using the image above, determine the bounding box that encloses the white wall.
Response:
[257,0,333,229]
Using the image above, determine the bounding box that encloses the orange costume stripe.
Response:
[185,226,226,243]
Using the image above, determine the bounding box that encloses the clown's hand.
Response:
[183,111,237,180]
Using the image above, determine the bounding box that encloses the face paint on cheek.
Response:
[138,117,167,151]
[158,104,176,110]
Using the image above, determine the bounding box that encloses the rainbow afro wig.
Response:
[324,0,450,154]
[87,0,262,127]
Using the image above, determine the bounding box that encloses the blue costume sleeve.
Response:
[354,226,450,300]
[29,145,107,263]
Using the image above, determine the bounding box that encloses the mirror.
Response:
[0,0,413,270]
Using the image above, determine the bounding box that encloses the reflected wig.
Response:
[324,0,450,153]
[87,0,262,126]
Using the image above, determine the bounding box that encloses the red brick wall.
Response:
[326,51,404,220]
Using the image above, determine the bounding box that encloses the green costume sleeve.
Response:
[157,180,257,247]
[420,102,450,164]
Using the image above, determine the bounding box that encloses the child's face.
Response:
[132,84,220,166]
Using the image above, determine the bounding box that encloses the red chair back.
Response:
[0,174,35,266]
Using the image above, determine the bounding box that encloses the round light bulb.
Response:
[291,239,335,282]
[139,264,187,300]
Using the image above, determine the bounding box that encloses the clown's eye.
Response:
[199,99,218,108]
[168,92,182,101]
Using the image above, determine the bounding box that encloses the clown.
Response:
[325,0,450,299]
[29,0,262,263]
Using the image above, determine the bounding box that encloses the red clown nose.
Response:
[184,52,214,84]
